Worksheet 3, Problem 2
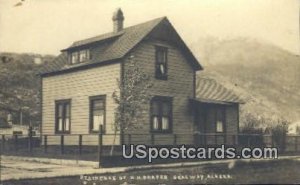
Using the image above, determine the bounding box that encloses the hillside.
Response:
[0,38,299,126]
[0,52,55,126]
[191,37,300,124]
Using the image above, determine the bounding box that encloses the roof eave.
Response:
[191,98,242,105]
[40,58,121,77]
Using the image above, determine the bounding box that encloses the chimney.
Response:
[112,8,124,32]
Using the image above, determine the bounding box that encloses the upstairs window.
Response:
[150,96,172,133]
[216,107,225,133]
[90,95,106,133]
[70,49,90,64]
[55,99,71,134]
[79,50,89,62]
[71,52,79,64]
[155,46,168,80]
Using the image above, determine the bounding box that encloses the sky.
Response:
[0,0,299,55]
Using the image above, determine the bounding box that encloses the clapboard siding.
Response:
[123,39,195,144]
[42,63,121,145]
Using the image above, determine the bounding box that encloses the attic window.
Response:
[70,49,90,64]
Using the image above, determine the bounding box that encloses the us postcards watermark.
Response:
[122,144,278,162]
[0,0,299,185]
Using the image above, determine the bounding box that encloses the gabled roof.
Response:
[40,17,202,76]
[195,78,244,104]
[63,31,124,50]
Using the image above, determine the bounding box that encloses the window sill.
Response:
[89,130,106,134]
[150,130,172,134]
[155,75,168,80]
[55,132,70,135]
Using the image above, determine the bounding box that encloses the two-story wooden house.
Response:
[40,9,242,147]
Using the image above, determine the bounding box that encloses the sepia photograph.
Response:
[0,0,299,184]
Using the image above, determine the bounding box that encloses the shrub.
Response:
[268,118,290,152]
[240,113,265,146]
[240,113,264,134]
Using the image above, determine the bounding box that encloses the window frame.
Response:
[89,95,106,133]
[150,96,173,133]
[70,49,90,64]
[215,106,226,133]
[55,99,71,134]
[71,52,79,64]
[155,46,168,80]
[79,49,90,62]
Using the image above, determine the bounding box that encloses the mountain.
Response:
[1,38,299,126]
[191,37,300,124]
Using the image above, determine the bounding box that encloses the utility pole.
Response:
[20,109,23,125]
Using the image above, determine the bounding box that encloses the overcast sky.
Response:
[0,0,299,55]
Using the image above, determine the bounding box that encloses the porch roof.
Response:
[191,98,238,106]
[194,78,245,105]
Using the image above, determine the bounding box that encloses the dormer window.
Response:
[70,49,90,64]
[155,46,168,80]
[71,52,78,64]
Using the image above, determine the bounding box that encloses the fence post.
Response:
[232,135,236,145]
[247,135,251,147]
[60,135,64,154]
[295,136,298,152]
[98,125,103,168]
[44,135,48,153]
[79,135,82,156]
[215,134,217,145]
[128,134,132,145]
[271,134,274,147]
[173,134,177,145]
[14,135,18,151]
[151,134,154,145]
[28,126,33,152]
[193,133,198,146]
[2,135,5,152]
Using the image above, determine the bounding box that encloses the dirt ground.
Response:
[1,156,300,185]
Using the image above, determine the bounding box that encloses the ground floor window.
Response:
[90,95,106,132]
[150,96,172,133]
[55,99,71,134]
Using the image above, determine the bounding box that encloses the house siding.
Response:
[122,39,195,145]
[42,63,121,145]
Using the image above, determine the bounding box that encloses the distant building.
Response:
[0,115,39,136]
[288,121,300,135]
[34,57,43,65]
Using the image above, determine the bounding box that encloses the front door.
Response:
[194,104,207,145]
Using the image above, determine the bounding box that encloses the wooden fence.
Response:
[1,125,300,167]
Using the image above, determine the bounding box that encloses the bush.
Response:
[240,113,264,134]
[240,113,265,146]
[268,118,289,152]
